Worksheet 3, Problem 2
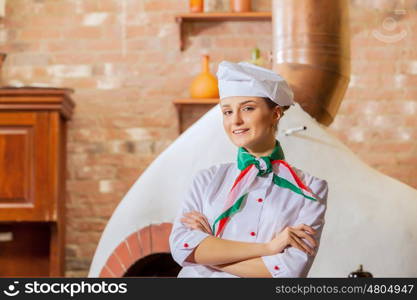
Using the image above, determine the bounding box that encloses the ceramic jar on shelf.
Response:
[230,0,251,12]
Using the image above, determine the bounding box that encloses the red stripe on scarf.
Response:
[216,216,230,237]
[231,164,253,190]
[271,160,311,193]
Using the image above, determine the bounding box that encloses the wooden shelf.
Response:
[175,12,272,51]
[175,12,271,22]
[173,98,219,105]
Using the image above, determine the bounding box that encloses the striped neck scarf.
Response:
[211,139,318,237]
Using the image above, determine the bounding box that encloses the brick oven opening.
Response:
[124,253,181,277]
[95,223,181,277]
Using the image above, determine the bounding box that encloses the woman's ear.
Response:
[274,106,283,121]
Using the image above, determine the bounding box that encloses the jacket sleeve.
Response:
[169,168,213,267]
[261,175,328,277]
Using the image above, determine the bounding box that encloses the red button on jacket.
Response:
[274,266,280,270]
[250,232,256,236]
[257,198,263,203]
[183,243,189,248]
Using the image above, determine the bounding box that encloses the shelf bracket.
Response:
[175,16,184,51]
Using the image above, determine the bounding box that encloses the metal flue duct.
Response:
[273,0,351,126]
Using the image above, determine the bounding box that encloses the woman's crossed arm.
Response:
[182,211,317,277]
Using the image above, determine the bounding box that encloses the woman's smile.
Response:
[233,128,249,135]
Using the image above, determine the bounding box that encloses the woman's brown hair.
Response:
[263,97,290,112]
[263,97,289,132]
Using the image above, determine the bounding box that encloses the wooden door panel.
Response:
[0,112,51,221]
[0,127,33,204]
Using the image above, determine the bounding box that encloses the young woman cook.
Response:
[169,61,328,277]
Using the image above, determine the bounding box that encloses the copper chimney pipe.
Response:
[272,0,351,126]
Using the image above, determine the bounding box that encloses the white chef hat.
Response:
[216,61,294,106]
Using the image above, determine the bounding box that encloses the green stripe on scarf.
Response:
[273,174,317,202]
[212,193,248,235]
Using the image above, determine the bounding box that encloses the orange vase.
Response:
[189,55,219,99]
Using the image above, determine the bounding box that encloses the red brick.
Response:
[88,153,125,166]
[67,180,98,193]
[214,37,259,48]
[72,128,107,143]
[32,67,49,78]
[139,226,152,257]
[97,53,140,63]
[105,254,125,277]
[120,155,155,168]
[188,21,230,35]
[358,40,395,57]
[126,232,144,261]
[144,0,182,12]
[126,1,144,12]
[405,115,417,127]
[69,220,107,233]
[60,78,98,89]
[27,15,83,27]
[45,40,83,52]
[43,1,78,16]
[116,167,141,179]
[8,31,40,47]
[126,26,155,38]
[64,27,102,39]
[395,155,417,165]
[230,21,272,35]
[66,232,102,245]
[90,203,118,218]
[76,165,117,180]
[352,60,397,74]
[359,152,397,167]
[115,241,135,271]
[97,0,120,12]
[81,0,100,12]
[396,74,417,87]
[51,53,96,65]
[368,142,414,153]
[78,244,99,259]
[99,266,115,278]
[19,28,61,40]
[66,206,94,219]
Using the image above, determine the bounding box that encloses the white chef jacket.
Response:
[169,161,328,278]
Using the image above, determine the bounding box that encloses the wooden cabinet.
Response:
[0,87,75,276]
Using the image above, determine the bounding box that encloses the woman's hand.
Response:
[266,224,317,256]
[181,211,213,235]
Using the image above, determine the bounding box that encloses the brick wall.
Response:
[331,0,417,188]
[0,0,415,276]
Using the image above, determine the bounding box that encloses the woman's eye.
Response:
[223,111,232,116]
[243,106,254,111]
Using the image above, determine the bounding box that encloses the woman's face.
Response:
[220,96,281,149]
